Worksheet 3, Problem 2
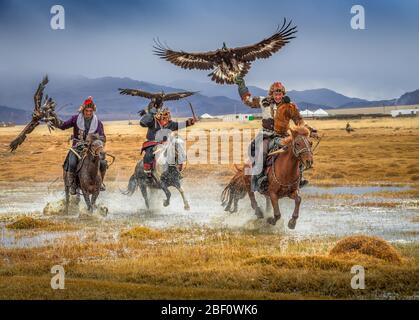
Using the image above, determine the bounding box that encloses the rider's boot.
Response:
[66,171,77,195]
[251,174,258,192]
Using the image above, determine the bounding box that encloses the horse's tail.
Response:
[120,174,138,196]
[221,182,232,206]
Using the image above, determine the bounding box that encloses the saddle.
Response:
[141,141,160,153]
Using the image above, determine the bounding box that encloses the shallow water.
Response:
[0,182,417,246]
[0,225,72,248]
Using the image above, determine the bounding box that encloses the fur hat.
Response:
[268,82,286,96]
[79,96,96,112]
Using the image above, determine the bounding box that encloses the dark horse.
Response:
[123,133,190,210]
[222,127,313,229]
[64,134,104,214]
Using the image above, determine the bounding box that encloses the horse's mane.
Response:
[281,126,310,145]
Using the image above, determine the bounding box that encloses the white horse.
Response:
[123,132,190,210]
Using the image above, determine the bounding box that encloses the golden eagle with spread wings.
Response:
[153,18,297,85]
[9,76,57,152]
[118,88,196,112]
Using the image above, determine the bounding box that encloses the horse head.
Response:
[290,127,313,169]
[86,133,104,157]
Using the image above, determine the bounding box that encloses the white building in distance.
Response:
[301,109,314,118]
[313,108,329,117]
[390,109,418,117]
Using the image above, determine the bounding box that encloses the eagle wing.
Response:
[153,39,216,71]
[118,88,158,99]
[9,75,51,152]
[163,91,197,101]
[9,120,40,152]
[233,18,297,62]
[34,75,49,113]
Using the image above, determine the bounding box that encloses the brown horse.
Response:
[64,134,104,213]
[222,126,313,229]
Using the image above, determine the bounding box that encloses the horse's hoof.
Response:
[184,204,190,211]
[288,218,297,229]
[267,217,277,225]
[163,200,169,207]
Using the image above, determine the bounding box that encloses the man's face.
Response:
[83,107,94,119]
[273,90,284,104]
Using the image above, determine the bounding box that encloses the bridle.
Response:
[291,135,312,160]
[271,133,313,187]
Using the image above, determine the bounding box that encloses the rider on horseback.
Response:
[234,76,318,192]
[139,106,195,179]
[52,96,108,195]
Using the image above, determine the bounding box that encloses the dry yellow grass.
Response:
[329,235,403,264]
[6,216,78,232]
[6,216,51,230]
[0,228,417,299]
[120,226,162,240]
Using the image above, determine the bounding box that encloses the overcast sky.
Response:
[0,0,418,100]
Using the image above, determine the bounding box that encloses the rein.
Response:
[270,134,311,188]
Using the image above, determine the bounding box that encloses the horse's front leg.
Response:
[288,190,301,229]
[265,196,272,214]
[176,186,190,211]
[81,190,92,213]
[248,191,263,219]
[91,190,100,211]
[267,192,281,225]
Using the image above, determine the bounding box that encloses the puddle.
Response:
[0,225,71,248]
[0,182,417,245]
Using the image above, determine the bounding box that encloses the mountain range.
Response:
[0,75,418,123]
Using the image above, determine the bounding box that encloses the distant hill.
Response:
[167,80,369,108]
[0,75,252,121]
[287,88,369,109]
[397,89,419,106]
[0,105,31,124]
[0,75,418,122]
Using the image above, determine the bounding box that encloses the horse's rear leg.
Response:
[161,183,171,207]
[267,193,281,225]
[288,191,301,229]
[176,186,190,211]
[139,182,150,210]
[248,191,263,219]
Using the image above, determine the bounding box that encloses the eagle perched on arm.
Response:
[153,18,297,85]
[118,88,196,113]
